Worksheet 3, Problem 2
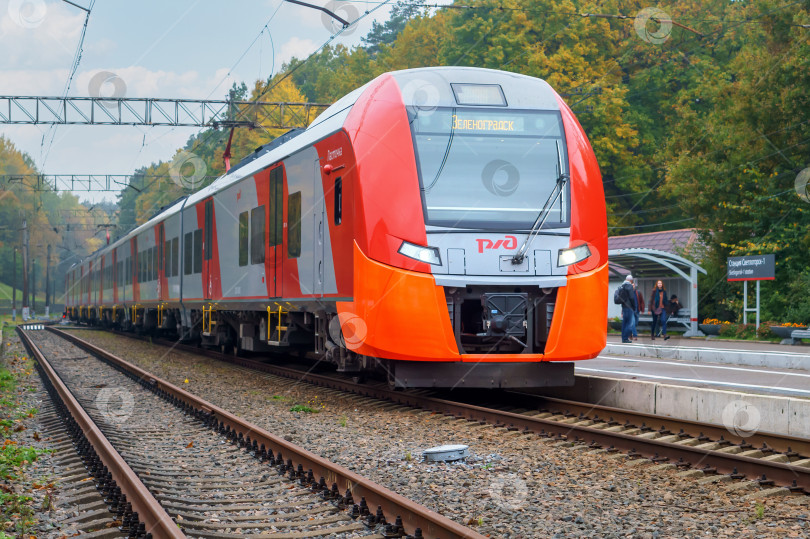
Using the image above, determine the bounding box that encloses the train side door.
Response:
[157,223,165,301]
[112,250,118,304]
[203,198,214,300]
[131,237,138,303]
[269,166,284,298]
[313,160,325,296]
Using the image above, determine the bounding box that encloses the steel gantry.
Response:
[0,174,218,192]
[0,96,331,128]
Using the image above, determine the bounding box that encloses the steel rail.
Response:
[17,327,186,538]
[92,328,810,494]
[49,327,485,539]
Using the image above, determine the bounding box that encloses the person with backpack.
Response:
[614,274,638,343]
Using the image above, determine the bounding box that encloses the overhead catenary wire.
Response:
[40,0,97,169]
[181,0,396,162]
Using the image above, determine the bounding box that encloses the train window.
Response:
[250,206,265,265]
[288,192,302,258]
[269,167,283,246]
[238,211,249,267]
[184,232,192,275]
[410,108,568,228]
[193,229,203,274]
[171,238,179,277]
[334,176,342,225]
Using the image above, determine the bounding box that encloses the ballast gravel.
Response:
[69,330,810,538]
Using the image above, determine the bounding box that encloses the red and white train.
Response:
[65,66,607,388]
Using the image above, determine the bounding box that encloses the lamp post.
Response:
[45,244,51,317]
[12,248,16,321]
[32,258,37,317]
[21,218,29,320]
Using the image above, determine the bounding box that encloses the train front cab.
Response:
[337,68,608,388]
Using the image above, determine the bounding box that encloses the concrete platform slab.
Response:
[543,374,810,438]
[604,335,810,371]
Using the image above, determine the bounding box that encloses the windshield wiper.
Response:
[512,140,568,265]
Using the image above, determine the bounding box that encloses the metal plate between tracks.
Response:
[423,444,470,462]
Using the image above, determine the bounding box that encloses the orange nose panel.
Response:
[542,263,608,361]
[337,243,608,363]
[337,243,460,361]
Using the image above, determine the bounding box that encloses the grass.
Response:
[0,280,48,305]
[289,404,318,413]
[288,396,325,414]
[0,352,45,535]
[0,442,42,481]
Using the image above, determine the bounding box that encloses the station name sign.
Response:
[727,254,775,281]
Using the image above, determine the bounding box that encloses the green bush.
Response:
[719,324,737,338]
[734,324,757,340]
[757,322,778,340]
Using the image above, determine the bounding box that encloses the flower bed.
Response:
[699,324,721,335]
[769,325,808,339]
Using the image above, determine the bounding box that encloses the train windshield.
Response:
[410,107,569,229]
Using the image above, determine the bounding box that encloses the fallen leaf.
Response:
[186,442,193,448]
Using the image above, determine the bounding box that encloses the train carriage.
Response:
[66,66,607,388]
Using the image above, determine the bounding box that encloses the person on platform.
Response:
[650,280,669,340]
[668,295,683,317]
[632,284,644,341]
[619,274,638,343]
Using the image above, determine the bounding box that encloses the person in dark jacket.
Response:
[632,284,644,341]
[668,295,683,317]
[650,280,669,340]
[619,275,638,343]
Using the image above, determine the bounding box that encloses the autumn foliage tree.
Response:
[110,0,810,322]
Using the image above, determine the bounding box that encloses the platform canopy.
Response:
[608,247,706,337]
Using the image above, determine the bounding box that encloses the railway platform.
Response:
[604,334,810,370]
[541,335,810,438]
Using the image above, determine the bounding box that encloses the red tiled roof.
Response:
[608,228,703,256]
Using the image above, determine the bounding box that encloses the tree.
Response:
[362,1,427,57]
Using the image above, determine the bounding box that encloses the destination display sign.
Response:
[727,254,775,281]
[451,115,516,132]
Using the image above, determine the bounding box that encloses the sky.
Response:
[0,0,441,203]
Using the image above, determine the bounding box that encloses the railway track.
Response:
[19,325,483,539]
[60,325,810,499]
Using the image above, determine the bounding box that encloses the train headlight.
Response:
[557,244,591,267]
[398,241,442,266]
